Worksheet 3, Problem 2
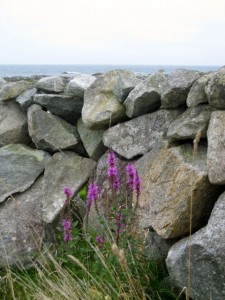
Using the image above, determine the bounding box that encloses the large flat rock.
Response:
[186,73,212,107]
[135,144,221,238]
[161,69,202,108]
[0,81,30,101]
[167,104,215,140]
[0,101,30,147]
[124,71,167,118]
[34,93,83,123]
[65,73,96,97]
[42,152,96,223]
[28,105,84,153]
[166,191,225,300]
[0,176,45,268]
[82,70,138,129]
[35,76,66,93]
[103,109,183,159]
[0,144,50,203]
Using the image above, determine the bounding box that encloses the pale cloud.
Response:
[0,0,225,64]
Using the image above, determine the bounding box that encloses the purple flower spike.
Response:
[63,219,71,231]
[107,151,116,166]
[64,232,71,242]
[86,182,99,210]
[135,172,141,196]
[106,151,120,191]
[126,163,141,195]
[64,187,73,197]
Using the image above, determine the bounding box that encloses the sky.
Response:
[0,0,225,65]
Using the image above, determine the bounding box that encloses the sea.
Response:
[0,65,222,78]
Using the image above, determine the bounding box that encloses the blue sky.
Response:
[0,0,225,65]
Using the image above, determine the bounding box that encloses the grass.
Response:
[0,230,180,300]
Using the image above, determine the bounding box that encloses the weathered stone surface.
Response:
[166,191,225,300]
[124,71,167,118]
[0,101,30,147]
[145,230,176,263]
[0,176,45,268]
[103,109,183,159]
[205,67,225,108]
[65,74,96,97]
[0,144,50,203]
[35,76,65,93]
[16,88,37,111]
[82,70,137,129]
[186,73,213,107]
[161,69,202,108]
[28,105,84,153]
[135,144,221,238]
[207,111,225,184]
[0,81,30,101]
[167,104,215,140]
[112,70,139,102]
[77,118,107,161]
[42,152,96,223]
[34,94,83,123]
[0,78,6,88]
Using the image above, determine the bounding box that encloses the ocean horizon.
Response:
[0,64,222,77]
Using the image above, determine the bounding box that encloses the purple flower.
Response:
[107,151,116,166]
[63,219,71,231]
[125,163,141,195]
[106,151,120,191]
[107,166,117,177]
[64,232,71,242]
[135,173,141,196]
[96,236,104,244]
[86,182,99,210]
[63,187,73,197]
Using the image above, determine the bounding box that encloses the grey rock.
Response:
[0,101,31,147]
[42,152,96,223]
[0,176,45,268]
[112,70,139,102]
[161,69,202,108]
[0,81,30,101]
[124,71,168,118]
[145,230,176,263]
[16,88,37,111]
[205,67,225,108]
[28,105,84,153]
[65,74,96,97]
[0,144,50,203]
[77,118,107,161]
[35,76,65,93]
[135,144,221,238]
[82,70,138,129]
[167,104,215,140]
[207,111,225,184]
[34,94,83,123]
[103,108,183,159]
[186,73,213,107]
[166,191,225,300]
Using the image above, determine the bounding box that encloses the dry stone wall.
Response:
[1,67,225,299]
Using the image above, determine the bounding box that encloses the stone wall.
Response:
[1,67,225,299]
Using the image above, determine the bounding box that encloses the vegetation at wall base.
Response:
[0,230,180,300]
